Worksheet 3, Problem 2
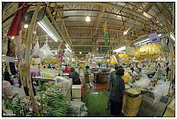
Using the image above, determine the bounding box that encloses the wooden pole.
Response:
[45,7,71,47]
[24,5,41,116]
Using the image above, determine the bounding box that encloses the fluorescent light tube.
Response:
[134,38,150,45]
[170,33,175,41]
[95,57,104,59]
[158,34,162,37]
[123,28,131,35]
[65,44,72,52]
[113,55,118,64]
[38,21,58,42]
[113,46,126,53]
[143,12,152,19]
[37,15,62,42]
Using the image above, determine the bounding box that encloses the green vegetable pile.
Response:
[37,90,70,116]
[4,83,71,117]
[36,83,71,116]
[39,83,57,91]
[4,97,33,116]
[82,90,110,116]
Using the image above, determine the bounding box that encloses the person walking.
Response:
[108,66,125,116]
[69,67,81,85]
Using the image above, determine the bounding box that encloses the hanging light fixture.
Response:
[11,36,15,39]
[113,46,126,53]
[36,8,62,42]
[85,16,91,22]
[143,12,152,19]
[24,24,29,29]
[25,9,62,42]
[123,27,131,35]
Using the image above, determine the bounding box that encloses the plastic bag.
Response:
[54,76,72,96]
[39,41,54,59]
[134,75,150,89]
[152,81,170,103]
[32,40,43,58]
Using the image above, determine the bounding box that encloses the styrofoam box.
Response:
[72,85,81,98]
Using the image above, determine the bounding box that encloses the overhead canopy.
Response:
[2,2,175,58]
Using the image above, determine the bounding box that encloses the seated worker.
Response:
[69,67,81,85]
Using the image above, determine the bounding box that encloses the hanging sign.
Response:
[149,33,160,43]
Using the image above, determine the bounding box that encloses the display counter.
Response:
[32,76,55,81]
[123,84,171,117]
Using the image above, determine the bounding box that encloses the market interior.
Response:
[2,2,175,117]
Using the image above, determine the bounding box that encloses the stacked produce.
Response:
[122,71,132,83]
[36,83,71,116]
[4,97,34,116]
[138,43,162,56]
[37,90,70,116]
[108,55,117,64]
[42,59,60,64]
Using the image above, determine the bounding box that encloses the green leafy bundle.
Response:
[5,97,33,116]
[37,90,70,116]
[39,83,56,91]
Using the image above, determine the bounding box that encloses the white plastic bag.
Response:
[134,75,150,89]
[54,76,72,96]
[39,41,54,59]
[152,81,170,103]
[32,40,43,58]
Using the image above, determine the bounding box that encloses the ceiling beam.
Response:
[92,7,105,39]
[55,5,73,45]
[49,2,164,31]
[72,44,111,47]
[60,15,159,31]
[62,14,148,26]
[45,6,72,47]
[56,2,152,21]
[66,26,122,32]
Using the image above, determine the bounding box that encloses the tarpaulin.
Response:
[7,3,29,36]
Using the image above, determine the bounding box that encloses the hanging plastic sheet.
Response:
[32,40,42,58]
[152,81,171,104]
[7,3,29,36]
[39,41,54,59]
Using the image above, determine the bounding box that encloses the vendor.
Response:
[63,65,71,73]
[108,66,125,116]
[69,67,81,85]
